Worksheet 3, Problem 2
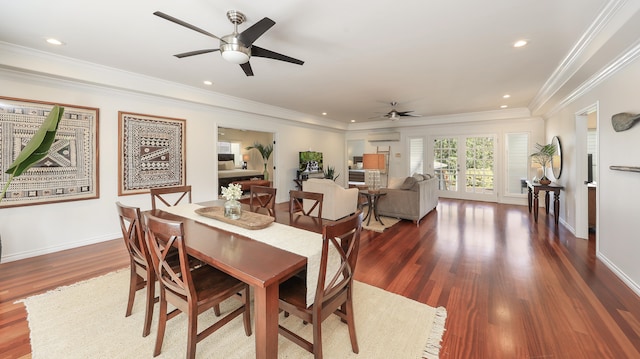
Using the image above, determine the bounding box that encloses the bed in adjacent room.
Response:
[218,154,264,193]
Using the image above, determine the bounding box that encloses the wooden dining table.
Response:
[148,200,331,359]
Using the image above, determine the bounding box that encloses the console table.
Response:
[526,180,564,225]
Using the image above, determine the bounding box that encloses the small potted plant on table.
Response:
[530,143,556,185]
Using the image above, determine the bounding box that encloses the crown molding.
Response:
[529,0,638,115]
[544,39,640,119]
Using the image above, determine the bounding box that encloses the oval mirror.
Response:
[551,136,562,179]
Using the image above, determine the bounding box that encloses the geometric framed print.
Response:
[118,112,186,195]
[0,97,99,208]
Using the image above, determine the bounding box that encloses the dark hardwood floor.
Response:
[1,198,640,358]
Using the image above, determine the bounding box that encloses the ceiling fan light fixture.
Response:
[220,33,251,64]
[221,48,250,64]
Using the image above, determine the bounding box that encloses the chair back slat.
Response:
[116,202,149,268]
[144,214,194,300]
[150,185,192,210]
[316,211,362,303]
[249,185,277,217]
[289,190,324,219]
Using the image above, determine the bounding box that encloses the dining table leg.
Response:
[253,284,279,359]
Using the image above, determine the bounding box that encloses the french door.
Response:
[433,135,497,202]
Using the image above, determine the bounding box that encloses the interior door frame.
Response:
[574,102,598,240]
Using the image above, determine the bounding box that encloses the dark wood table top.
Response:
[148,208,307,289]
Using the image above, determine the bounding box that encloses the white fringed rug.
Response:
[18,270,446,359]
[361,206,402,232]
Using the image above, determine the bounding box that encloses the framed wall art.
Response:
[118,112,186,195]
[0,97,99,208]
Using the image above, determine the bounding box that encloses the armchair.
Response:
[303,178,359,220]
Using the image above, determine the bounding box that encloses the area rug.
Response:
[18,270,446,359]
[361,206,402,232]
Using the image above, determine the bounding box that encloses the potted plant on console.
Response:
[530,142,556,185]
[245,142,273,180]
[0,105,64,262]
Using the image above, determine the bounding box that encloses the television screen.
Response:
[587,154,593,183]
[299,151,323,173]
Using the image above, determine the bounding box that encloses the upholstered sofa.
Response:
[376,174,438,225]
[302,178,359,220]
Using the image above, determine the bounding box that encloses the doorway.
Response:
[217,126,275,189]
[575,103,598,241]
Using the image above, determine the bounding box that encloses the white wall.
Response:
[0,70,344,262]
[546,58,640,295]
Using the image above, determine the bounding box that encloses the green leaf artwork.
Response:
[1,105,65,202]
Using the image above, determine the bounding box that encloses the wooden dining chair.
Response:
[150,185,192,210]
[278,211,363,359]
[144,213,252,359]
[289,190,324,219]
[249,185,277,217]
[116,201,158,337]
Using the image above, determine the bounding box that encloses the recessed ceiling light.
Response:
[501,105,508,109]
[350,120,355,123]
[46,38,64,46]
[322,112,327,116]
[513,40,528,48]
[203,80,213,85]
[503,94,511,99]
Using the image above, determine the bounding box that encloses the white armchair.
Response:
[302,178,359,220]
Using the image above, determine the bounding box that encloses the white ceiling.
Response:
[1,0,633,125]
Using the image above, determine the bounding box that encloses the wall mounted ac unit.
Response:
[367,132,401,142]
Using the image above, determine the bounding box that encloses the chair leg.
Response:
[126,266,137,317]
[153,292,168,357]
[312,315,323,359]
[142,271,155,337]
[186,309,198,359]
[345,292,359,354]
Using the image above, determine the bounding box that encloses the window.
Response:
[217,141,243,167]
[409,137,424,174]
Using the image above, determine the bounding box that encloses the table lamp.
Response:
[363,153,385,191]
[242,154,250,169]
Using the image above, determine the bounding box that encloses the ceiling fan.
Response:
[153,10,304,76]
[371,102,422,121]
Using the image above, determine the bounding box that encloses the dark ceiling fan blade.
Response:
[238,17,275,46]
[153,11,223,41]
[240,62,254,76]
[174,49,220,58]
[251,46,304,65]
[400,112,422,117]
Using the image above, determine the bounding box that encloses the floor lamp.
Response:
[363,153,386,191]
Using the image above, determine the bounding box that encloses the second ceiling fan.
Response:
[372,102,422,121]
[153,10,304,76]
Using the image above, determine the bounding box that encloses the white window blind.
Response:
[217,141,243,167]
[506,133,528,194]
[409,137,424,174]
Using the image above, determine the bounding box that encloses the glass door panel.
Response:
[465,137,494,194]
[433,138,458,192]
[433,135,497,201]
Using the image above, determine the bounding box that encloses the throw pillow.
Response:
[222,160,235,170]
[412,173,425,181]
[400,176,417,190]
[387,177,404,189]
